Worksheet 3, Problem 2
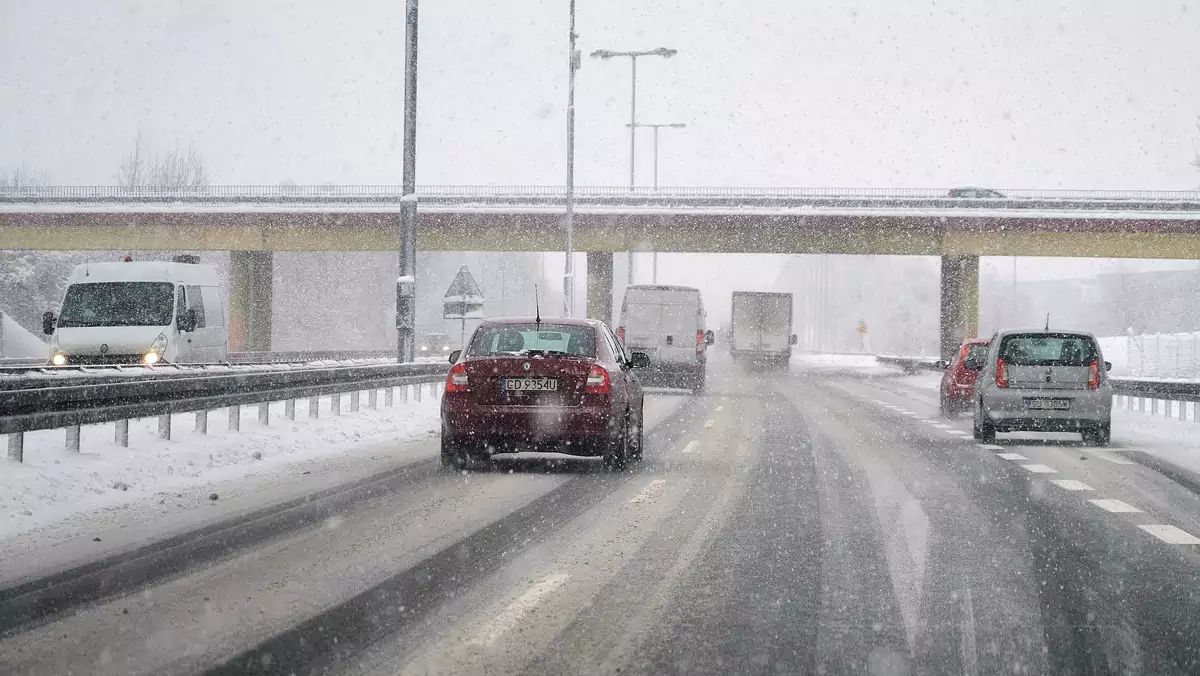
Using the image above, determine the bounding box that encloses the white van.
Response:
[43,256,228,365]
[617,285,714,392]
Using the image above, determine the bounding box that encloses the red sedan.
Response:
[440,317,649,470]
[939,338,990,416]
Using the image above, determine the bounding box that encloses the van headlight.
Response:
[143,333,168,365]
[49,335,67,365]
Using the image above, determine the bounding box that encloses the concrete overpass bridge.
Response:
[3,185,1199,358]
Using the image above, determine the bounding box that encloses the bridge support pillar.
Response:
[229,251,274,352]
[586,252,614,326]
[940,254,979,361]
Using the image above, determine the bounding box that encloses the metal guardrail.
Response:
[2,361,449,462]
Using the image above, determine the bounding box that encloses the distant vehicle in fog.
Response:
[971,329,1113,445]
[420,332,452,356]
[617,285,714,393]
[730,291,797,370]
[938,338,990,416]
[948,186,1006,198]
[42,256,226,365]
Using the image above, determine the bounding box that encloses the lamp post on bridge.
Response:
[626,122,686,283]
[590,46,678,285]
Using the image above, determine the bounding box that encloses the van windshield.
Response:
[999,333,1098,367]
[58,282,176,328]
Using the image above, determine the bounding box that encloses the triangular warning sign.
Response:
[443,266,484,319]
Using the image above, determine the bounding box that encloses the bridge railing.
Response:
[2,185,1199,203]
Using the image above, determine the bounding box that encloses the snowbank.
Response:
[1,312,47,359]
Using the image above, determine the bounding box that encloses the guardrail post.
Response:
[258,402,270,425]
[7,434,23,462]
[1178,400,1186,422]
[369,389,378,409]
[158,414,172,440]
[333,393,342,415]
[309,396,319,418]
[115,420,129,447]
[66,425,81,451]
[286,399,296,421]
[195,411,208,434]
[229,406,241,431]
[400,386,408,404]
[350,391,360,412]
[415,384,422,403]
[386,387,395,407]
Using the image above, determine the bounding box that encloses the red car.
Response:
[441,317,649,470]
[939,338,990,416]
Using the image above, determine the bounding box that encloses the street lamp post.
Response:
[626,122,685,283]
[563,0,580,316]
[591,47,677,284]
[396,0,420,362]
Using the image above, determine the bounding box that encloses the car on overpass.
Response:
[939,338,990,417]
[440,317,650,470]
[971,330,1113,445]
[948,186,1006,198]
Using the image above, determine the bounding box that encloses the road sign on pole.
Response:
[444,266,485,350]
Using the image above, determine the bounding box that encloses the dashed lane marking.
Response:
[630,479,669,504]
[1021,464,1058,474]
[996,453,1028,461]
[703,419,715,429]
[1050,479,1094,491]
[715,405,724,411]
[1088,451,1134,465]
[1089,499,1142,513]
[978,444,1004,451]
[682,441,699,454]
[1138,525,1200,545]
[471,572,571,646]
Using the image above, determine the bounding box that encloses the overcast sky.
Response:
[3,0,1199,298]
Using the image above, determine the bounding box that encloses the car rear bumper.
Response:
[441,403,618,442]
[982,388,1112,429]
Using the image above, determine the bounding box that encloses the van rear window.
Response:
[999,334,1097,367]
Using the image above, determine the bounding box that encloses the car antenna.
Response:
[534,284,541,330]
[1045,313,1050,331]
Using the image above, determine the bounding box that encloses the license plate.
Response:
[1025,398,1070,410]
[502,377,558,392]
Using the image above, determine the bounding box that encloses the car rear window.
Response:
[999,334,1097,366]
[469,323,596,357]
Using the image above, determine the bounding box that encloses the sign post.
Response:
[856,319,868,353]
[443,266,485,352]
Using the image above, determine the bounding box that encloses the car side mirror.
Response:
[963,358,983,371]
[630,352,651,369]
[1104,361,1112,372]
[790,334,798,346]
[934,360,949,370]
[448,349,461,364]
[177,309,197,333]
[704,330,715,345]
[42,311,57,335]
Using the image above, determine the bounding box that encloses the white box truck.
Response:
[43,256,228,365]
[617,285,714,393]
[730,291,797,370]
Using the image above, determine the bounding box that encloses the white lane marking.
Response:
[715,405,724,411]
[996,453,1028,461]
[471,572,571,646]
[1089,499,1142,513]
[682,440,700,455]
[978,444,1004,451]
[1088,451,1134,465]
[1138,525,1200,545]
[630,478,669,504]
[1021,464,1058,474]
[703,419,714,428]
[932,423,952,430]
[1050,479,1094,491]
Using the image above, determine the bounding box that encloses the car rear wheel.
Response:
[603,415,633,471]
[979,415,997,444]
[939,394,953,418]
[629,410,644,462]
[1083,421,1111,447]
[441,437,489,471]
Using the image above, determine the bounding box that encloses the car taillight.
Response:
[696,330,705,355]
[1087,360,1101,390]
[586,365,611,394]
[617,327,625,344]
[446,363,469,393]
[996,358,1009,388]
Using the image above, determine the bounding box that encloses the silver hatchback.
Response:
[971,330,1113,446]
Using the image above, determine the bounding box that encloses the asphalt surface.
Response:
[3,356,1200,675]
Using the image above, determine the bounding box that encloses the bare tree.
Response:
[117,132,210,187]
